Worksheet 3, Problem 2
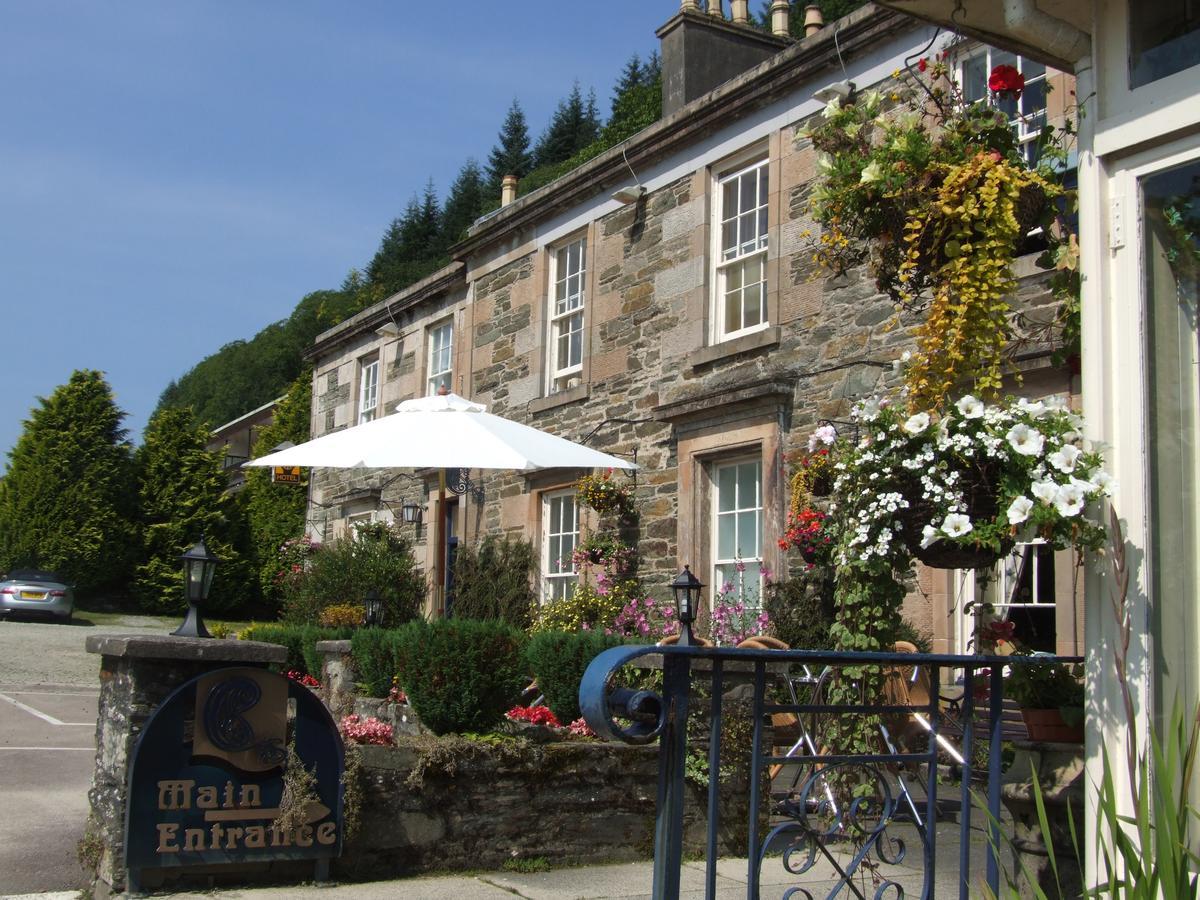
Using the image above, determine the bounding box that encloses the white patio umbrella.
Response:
[247,392,636,611]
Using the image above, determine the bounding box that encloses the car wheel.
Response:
[60,612,73,624]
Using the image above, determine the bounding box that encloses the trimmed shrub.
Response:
[241,623,353,676]
[763,573,835,650]
[450,535,537,629]
[525,630,626,724]
[350,628,406,698]
[394,620,528,735]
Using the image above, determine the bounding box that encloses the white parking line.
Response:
[0,746,93,751]
[3,690,99,697]
[0,691,86,725]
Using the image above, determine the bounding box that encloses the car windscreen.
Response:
[7,570,63,583]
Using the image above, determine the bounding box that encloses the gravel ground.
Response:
[0,612,173,686]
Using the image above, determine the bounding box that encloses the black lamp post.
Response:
[670,565,703,647]
[363,589,385,628]
[171,537,219,638]
[401,500,422,527]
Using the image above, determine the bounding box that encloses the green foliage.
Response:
[1004,660,1084,710]
[0,370,137,596]
[486,98,534,188]
[531,583,624,634]
[441,158,488,247]
[762,573,835,649]
[350,627,406,697]
[156,285,366,429]
[133,406,252,613]
[533,82,601,170]
[243,374,312,608]
[280,522,425,627]
[450,534,537,629]
[525,630,626,723]
[394,619,529,735]
[366,181,447,297]
[240,623,353,676]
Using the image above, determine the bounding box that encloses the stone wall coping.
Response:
[84,634,287,663]
[315,639,353,653]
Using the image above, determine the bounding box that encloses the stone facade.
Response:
[301,5,1084,655]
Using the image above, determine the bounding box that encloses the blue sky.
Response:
[0,2,668,458]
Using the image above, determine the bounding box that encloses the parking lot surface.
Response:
[0,613,170,896]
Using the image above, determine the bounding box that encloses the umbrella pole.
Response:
[434,468,447,618]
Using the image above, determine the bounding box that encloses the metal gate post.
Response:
[652,653,692,900]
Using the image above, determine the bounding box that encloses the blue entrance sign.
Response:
[125,666,343,881]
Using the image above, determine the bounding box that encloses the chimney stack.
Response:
[730,0,749,23]
[803,4,824,36]
[771,0,790,37]
[706,0,722,14]
[501,175,518,207]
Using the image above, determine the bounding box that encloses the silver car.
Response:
[0,569,75,622]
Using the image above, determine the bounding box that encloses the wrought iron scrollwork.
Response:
[579,645,668,744]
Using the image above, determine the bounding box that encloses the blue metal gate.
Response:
[580,644,1080,899]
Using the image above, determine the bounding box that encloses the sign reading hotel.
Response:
[272,465,303,485]
[125,667,343,880]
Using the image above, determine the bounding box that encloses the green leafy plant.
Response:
[1004,660,1084,711]
[240,623,352,677]
[280,521,425,626]
[524,630,625,723]
[575,470,637,518]
[450,534,537,629]
[762,572,835,650]
[350,627,407,698]
[530,582,625,633]
[394,619,528,735]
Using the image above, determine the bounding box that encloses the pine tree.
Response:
[366,180,446,297]
[0,370,137,596]
[243,375,311,608]
[486,99,534,190]
[612,55,645,116]
[133,406,250,614]
[534,83,599,169]
[441,158,487,246]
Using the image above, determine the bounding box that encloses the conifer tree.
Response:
[441,158,487,246]
[366,180,446,297]
[242,374,311,608]
[0,370,137,596]
[534,83,602,169]
[133,406,250,614]
[612,55,644,115]
[486,99,534,191]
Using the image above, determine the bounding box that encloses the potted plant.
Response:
[1005,658,1085,742]
[575,469,635,518]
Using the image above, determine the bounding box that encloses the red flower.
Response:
[988,64,1024,99]
[917,57,928,72]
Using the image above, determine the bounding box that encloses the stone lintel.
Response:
[654,376,795,424]
[85,635,287,664]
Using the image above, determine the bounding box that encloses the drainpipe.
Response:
[1002,0,1090,63]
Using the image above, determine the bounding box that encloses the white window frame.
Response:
[957,48,1050,165]
[711,457,764,614]
[541,489,579,604]
[977,540,1058,652]
[712,156,770,343]
[426,319,453,396]
[547,235,587,393]
[357,357,380,425]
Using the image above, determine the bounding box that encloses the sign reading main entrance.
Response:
[125,667,343,883]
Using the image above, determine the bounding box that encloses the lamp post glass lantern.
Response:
[670,565,703,646]
[363,589,384,628]
[172,538,219,638]
[401,500,422,526]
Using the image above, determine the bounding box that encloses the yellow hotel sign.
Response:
[272,466,302,485]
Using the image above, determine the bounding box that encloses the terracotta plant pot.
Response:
[1021,707,1084,743]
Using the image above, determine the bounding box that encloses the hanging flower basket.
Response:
[898,464,1014,569]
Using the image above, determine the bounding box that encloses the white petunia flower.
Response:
[817,154,835,174]
[857,398,881,421]
[808,424,837,451]
[956,395,985,419]
[1054,482,1087,517]
[920,525,939,549]
[1032,480,1059,503]
[942,513,973,538]
[1007,496,1034,525]
[903,412,931,435]
[1006,423,1045,456]
[860,161,884,184]
[822,96,842,117]
[1094,470,1117,496]
[1048,444,1082,473]
[1016,398,1047,417]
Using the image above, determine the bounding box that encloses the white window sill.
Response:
[529,382,590,414]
